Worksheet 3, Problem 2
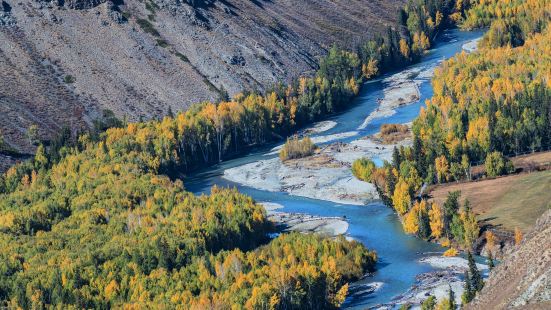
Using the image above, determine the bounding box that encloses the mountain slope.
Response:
[466,210,551,309]
[0,0,404,157]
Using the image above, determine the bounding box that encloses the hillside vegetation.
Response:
[1,0,469,168]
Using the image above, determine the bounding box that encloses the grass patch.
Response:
[373,123,410,144]
[429,170,551,232]
[136,18,160,37]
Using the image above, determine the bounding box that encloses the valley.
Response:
[0,0,550,308]
[185,29,486,308]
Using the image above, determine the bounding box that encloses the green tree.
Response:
[468,251,484,292]
[448,284,456,310]
[27,124,39,146]
[392,146,402,169]
[487,251,495,271]
[485,151,514,177]
[421,295,436,310]
[34,144,48,170]
[461,271,474,304]
[443,191,461,235]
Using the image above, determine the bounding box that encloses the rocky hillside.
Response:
[0,0,403,157]
[466,210,551,310]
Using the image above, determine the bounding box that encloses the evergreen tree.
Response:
[167,106,175,118]
[413,134,425,175]
[467,251,484,292]
[421,295,436,310]
[392,146,401,169]
[487,251,495,270]
[461,271,474,304]
[418,209,431,239]
[443,191,461,235]
[218,85,230,102]
[448,284,456,309]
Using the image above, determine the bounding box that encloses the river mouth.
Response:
[184,28,485,309]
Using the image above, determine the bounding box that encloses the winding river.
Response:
[185,29,484,308]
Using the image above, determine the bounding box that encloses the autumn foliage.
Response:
[0,116,377,308]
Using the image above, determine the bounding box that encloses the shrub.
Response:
[352,158,376,182]
[0,130,4,151]
[156,39,169,48]
[443,247,458,257]
[485,151,514,177]
[279,136,316,161]
[63,75,75,84]
[380,123,408,135]
[378,124,410,143]
[136,18,160,37]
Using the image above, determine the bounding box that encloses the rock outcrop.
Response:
[466,210,551,309]
[0,0,15,25]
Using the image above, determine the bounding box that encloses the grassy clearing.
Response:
[429,170,551,232]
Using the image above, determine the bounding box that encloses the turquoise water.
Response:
[185,29,484,308]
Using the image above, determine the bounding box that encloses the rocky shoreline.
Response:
[374,256,488,309]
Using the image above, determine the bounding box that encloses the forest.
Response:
[0,119,377,308]
[352,0,551,250]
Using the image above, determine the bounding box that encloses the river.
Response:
[184,29,484,308]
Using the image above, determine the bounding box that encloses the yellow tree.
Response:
[461,208,479,248]
[399,39,411,60]
[486,230,496,253]
[403,204,420,234]
[392,178,411,215]
[514,227,523,245]
[429,202,444,239]
[435,155,450,183]
[362,59,379,79]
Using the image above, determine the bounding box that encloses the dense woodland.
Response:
[0,121,376,308]
[353,0,551,252]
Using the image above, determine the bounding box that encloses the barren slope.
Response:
[0,0,403,158]
[466,210,551,310]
